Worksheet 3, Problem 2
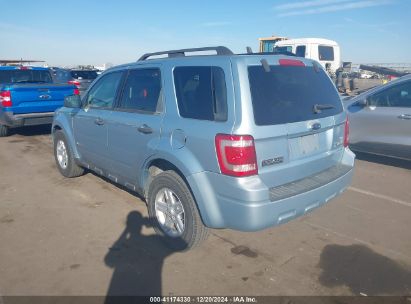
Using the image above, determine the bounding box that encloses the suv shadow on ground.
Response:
[104,211,186,301]
[319,244,411,295]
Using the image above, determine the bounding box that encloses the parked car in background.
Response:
[344,74,411,160]
[52,46,355,250]
[0,66,78,137]
[53,69,98,95]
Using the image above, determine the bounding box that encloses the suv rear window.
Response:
[0,69,52,84]
[174,66,227,121]
[248,65,342,126]
[70,70,98,80]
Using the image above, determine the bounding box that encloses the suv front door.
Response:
[73,71,123,173]
[107,67,164,190]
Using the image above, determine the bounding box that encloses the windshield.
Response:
[0,69,53,84]
[248,65,343,126]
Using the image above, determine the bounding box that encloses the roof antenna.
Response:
[246,47,253,54]
[260,59,271,72]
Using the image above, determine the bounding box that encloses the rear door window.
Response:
[118,68,162,113]
[248,65,343,126]
[173,66,227,121]
[318,46,334,61]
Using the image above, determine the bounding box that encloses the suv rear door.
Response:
[107,67,164,189]
[242,57,346,188]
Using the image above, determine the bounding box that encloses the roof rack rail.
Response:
[138,46,234,61]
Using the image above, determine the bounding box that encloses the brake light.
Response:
[279,59,305,67]
[344,117,349,147]
[73,88,80,95]
[68,80,81,87]
[215,134,258,177]
[0,90,12,107]
[19,66,32,70]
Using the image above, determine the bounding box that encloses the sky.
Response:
[0,0,410,67]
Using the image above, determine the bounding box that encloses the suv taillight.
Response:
[215,134,258,177]
[73,88,80,95]
[0,90,12,107]
[344,117,349,147]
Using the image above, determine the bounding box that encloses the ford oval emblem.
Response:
[39,94,51,100]
[311,123,321,131]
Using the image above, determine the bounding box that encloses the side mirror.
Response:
[356,99,368,107]
[64,95,82,108]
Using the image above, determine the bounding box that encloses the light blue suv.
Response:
[52,47,355,250]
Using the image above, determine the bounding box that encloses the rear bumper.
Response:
[187,149,355,231]
[0,111,55,127]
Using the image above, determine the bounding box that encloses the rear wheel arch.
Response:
[143,158,188,199]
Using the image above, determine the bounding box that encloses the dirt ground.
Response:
[0,125,410,297]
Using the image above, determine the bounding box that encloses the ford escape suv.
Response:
[52,46,355,250]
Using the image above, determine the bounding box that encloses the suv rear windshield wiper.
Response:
[313,103,335,114]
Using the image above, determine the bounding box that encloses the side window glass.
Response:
[296,45,306,57]
[318,46,334,61]
[119,69,162,113]
[173,66,227,121]
[368,81,411,108]
[85,72,122,109]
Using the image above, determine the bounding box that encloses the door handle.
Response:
[398,114,411,120]
[94,118,105,125]
[137,124,153,134]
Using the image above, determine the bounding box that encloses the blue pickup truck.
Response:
[0,66,78,136]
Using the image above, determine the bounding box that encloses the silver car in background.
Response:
[344,74,411,160]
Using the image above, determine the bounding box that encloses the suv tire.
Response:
[0,124,9,137]
[147,171,209,251]
[54,130,84,178]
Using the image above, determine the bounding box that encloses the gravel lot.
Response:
[0,125,410,297]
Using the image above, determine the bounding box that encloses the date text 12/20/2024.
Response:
[150,297,257,303]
